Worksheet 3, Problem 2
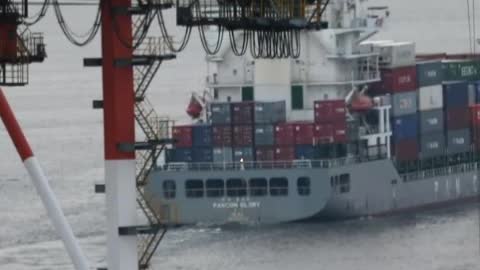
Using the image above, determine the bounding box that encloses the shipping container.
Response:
[420,132,445,159]
[469,83,476,105]
[447,129,471,154]
[471,104,480,127]
[314,143,348,159]
[192,147,213,162]
[293,122,314,145]
[472,126,480,150]
[392,139,419,161]
[254,101,287,124]
[391,114,418,142]
[192,124,212,147]
[210,102,231,124]
[419,109,444,133]
[212,125,232,146]
[255,146,275,161]
[294,145,315,159]
[418,85,443,111]
[274,146,295,161]
[442,60,480,81]
[213,147,233,163]
[232,125,254,146]
[231,101,254,124]
[378,42,416,68]
[254,124,275,146]
[379,66,417,93]
[274,123,295,146]
[314,100,346,124]
[233,147,255,162]
[443,82,469,108]
[391,91,418,116]
[445,107,470,130]
[475,82,480,103]
[313,123,334,144]
[416,61,443,87]
[172,125,193,148]
[165,148,193,163]
[332,121,348,143]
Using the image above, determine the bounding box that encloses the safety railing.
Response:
[401,161,480,182]
[161,153,388,172]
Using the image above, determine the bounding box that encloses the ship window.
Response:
[339,174,350,193]
[242,86,254,101]
[270,177,288,196]
[185,179,204,198]
[163,180,176,199]
[227,178,247,197]
[206,179,224,198]
[249,178,267,196]
[297,177,310,196]
[291,85,304,110]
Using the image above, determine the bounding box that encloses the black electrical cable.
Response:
[53,0,101,46]
[23,0,50,26]
[157,8,192,52]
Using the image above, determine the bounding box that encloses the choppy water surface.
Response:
[1,0,480,269]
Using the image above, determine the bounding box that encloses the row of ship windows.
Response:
[162,177,311,199]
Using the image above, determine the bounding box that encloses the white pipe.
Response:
[24,157,90,270]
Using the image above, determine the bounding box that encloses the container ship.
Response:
[144,1,480,224]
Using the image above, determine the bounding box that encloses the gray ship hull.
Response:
[144,158,480,225]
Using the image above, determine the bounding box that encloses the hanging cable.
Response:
[157,8,192,52]
[23,0,50,26]
[53,0,101,46]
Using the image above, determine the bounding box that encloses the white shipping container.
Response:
[418,85,443,111]
[358,40,394,54]
[378,42,416,68]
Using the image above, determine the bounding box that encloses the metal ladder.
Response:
[132,19,176,269]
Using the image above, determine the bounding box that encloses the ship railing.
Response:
[401,160,480,182]
[161,154,387,172]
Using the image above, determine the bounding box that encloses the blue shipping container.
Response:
[475,81,480,103]
[391,114,418,142]
[294,145,315,159]
[443,82,469,108]
[192,147,213,162]
[192,125,213,147]
[166,148,193,163]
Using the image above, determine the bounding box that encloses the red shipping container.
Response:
[446,107,470,130]
[471,105,480,127]
[275,123,295,146]
[313,124,334,144]
[294,122,314,145]
[332,121,348,143]
[232,125,254,146]
[212,125,232,146]
[314,100,346,124]
[231,102,254,124]
[274,146,295,161]
[255,146,275,161]
[172,125,193,147]
[379,66,417,93]
[392,139,419,161]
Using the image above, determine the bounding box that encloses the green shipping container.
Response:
[442,60,480,81]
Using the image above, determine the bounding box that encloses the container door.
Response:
[242,86,254,101]
[291,85,304,110]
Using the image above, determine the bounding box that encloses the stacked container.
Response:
[211,102,233,163]
[443,82,471,155]
[471,104,480,151]
[313,100,348,159]
[416,61,445,159]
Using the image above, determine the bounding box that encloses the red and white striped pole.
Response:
[0,89,89,270]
